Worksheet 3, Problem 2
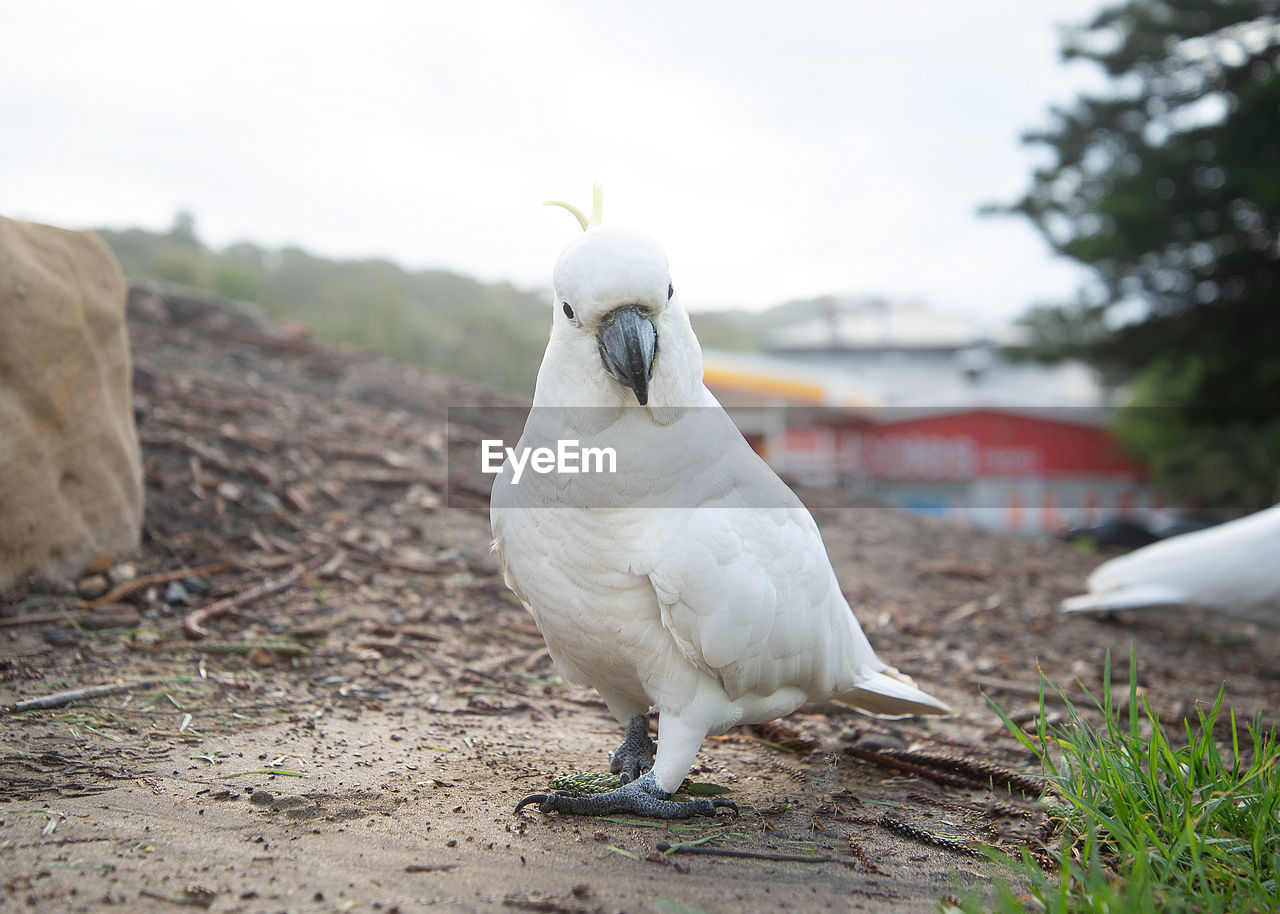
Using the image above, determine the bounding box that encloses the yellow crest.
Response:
[544,182,604,231]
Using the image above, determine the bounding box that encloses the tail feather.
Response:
[837,667,953,719]
[1061,583,1186,614]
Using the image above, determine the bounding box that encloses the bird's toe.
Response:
[699,797,738,816]
[610,756,649,784]
[515,792,565,814]
[514,793,546,813]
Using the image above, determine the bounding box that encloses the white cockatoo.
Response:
[1062,503,1280,623]
[491,194,950,818]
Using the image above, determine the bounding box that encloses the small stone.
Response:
[76,573,110,599]
[42,626,79,646]
[247,647,275,666]
[182,576,211,595]
[217,481,243,502]
[164,581,190,605]
[106,562,137,585]
[130,628,164,650]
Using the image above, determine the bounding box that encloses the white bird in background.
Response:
[491,190,950,819]
[1062,503,1280,623]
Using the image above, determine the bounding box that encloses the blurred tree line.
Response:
[1004,0,1280,510]
[100,213,759,395]
[101,215,551,393]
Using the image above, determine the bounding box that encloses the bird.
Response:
[1061,503,1280,623]
[490,192,951,819]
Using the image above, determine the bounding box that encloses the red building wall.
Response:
[860,410,1144,481]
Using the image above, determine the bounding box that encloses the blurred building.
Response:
[702,299,1160,534]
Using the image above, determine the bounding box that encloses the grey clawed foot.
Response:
[514,771,737,819]
[609,714,657,785]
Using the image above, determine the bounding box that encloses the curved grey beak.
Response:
[597,306,657,406]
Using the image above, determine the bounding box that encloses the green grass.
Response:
[955,648,1279,913]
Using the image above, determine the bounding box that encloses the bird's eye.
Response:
[562,302,575,320]
[667,283,674,301]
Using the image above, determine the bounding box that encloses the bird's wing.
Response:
[643,496,878,703]
[643,500,949,717]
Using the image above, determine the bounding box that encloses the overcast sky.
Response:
[2,1,1113,319]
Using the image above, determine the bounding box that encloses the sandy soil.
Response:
[3,288,1277,913]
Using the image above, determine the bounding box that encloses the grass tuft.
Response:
[956,646,1279,913]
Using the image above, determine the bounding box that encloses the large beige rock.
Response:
[0,217,143,592]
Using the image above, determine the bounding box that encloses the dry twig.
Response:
[470,649,534,676]
[877,814,984,858]
[182,554,330,639]
[0,609,87,629]
[655,841,859,868]
[750,720,820,753]
[883,749,1047,797]
[9,680,154,713]
[843,744,989,790]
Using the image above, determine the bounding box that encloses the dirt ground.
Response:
[3,288,1278,913]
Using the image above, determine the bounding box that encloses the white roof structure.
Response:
[757,301,1107,410]
[701,300,1111,412]
[768,300,1027,352]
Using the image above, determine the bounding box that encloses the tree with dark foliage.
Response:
[1004,0,1280,510]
